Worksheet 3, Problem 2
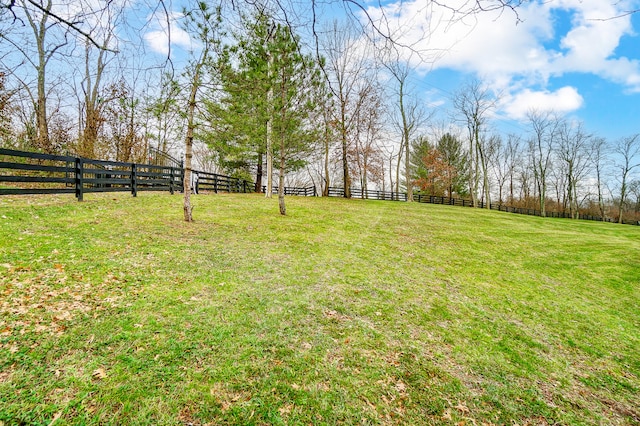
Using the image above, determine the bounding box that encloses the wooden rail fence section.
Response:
[1,148,635,225]
[262,185,317,197]
[326,187,629,225]
[0,148,251,200]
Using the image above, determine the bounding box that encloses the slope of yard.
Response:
[1,192,639,425]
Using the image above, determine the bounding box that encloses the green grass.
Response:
[1,192,639,425]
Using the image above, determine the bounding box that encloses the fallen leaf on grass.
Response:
[278,404,293,415]
[92,368,107,380]
[442,408,452,421]
[47,411,62,426]
[455,402,470,414]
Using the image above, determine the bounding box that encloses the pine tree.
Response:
[203,13,324,214]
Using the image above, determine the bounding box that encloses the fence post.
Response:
[169,167,174,194]
[131,163,138,197]
[75,157,84,201]
[179,162,185,193]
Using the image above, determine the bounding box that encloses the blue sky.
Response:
[356,0,640,141]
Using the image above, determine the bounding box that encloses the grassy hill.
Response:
[1,192,639,425]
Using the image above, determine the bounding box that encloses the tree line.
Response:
[1,0,638,222]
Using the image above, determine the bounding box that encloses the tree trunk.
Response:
[278,136,286,215]
[618,178,627,224]
[266,87,273,198]
[341,123,351,198]
[400,81,413,203]
[35,6,50,153]
[80,39,107,158]
[183,55,207,222]
[477,140,490,209]
[395,143,403,198]
[468,138,477,207]
[597,173,605,220]
[81,104,99,158]
[362,153,368,199]
[323,127,330,196]
[255,152,263,193]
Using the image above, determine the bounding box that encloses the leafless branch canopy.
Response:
[1,0,118,52]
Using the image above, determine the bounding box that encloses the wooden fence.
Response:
[196,170,251,194]
[327,187,407,201]
[325,187,633,225]
[2,149,635,225]
[262,185,317,197]
[412,192,618,222]
[0,148,251,200]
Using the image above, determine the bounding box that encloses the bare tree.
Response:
[517,149,535,205]
[77,4,121,158]
[549,155,567,213]
[613,134,640,223]
[590,137,610,220]
[383,55,428,202]
[1,0,71,153]
[350,84,385,197]
[557,120,593,219]
[527,109,562,217]
[628,179,640,218]
[488,134,513,205]
[319,84,336,196]
[181,2,222,222]
[503,134,521,204]
[321,21,375,198]
[452,79,497,208]
[0,72,17,146]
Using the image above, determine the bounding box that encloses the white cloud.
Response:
[143,12,193,56]
[363,0,640,93]
[501,87,584,120]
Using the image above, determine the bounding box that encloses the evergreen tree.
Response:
[410,135,433,188]
[436,133,469,197]
[203,13,324,214]
[411,133,469,197]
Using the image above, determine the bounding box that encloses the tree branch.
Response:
[12,0,120,52]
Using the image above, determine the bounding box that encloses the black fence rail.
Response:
[196,171,250,194]
[326,187,631,225]
[0,148,251,200]
[0,149,77,196]
[262,185,317,197]
[327,187,407,201]
[413,192,620,222]
[414,193,474,207]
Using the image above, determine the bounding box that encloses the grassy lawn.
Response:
[1,192,639,425]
